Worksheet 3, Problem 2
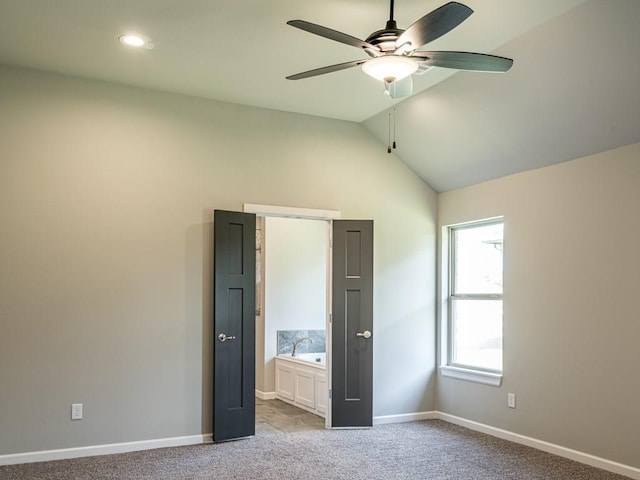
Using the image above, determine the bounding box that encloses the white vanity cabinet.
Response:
[275,356,326,418]
[315,372,327,415]
[275,360,295,401]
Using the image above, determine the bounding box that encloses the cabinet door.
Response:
[315,372,327,415]
[294,368,315,409]
[275,360,295,401]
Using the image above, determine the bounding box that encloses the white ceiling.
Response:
[0,0,638,191]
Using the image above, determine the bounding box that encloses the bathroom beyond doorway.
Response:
[256,398,325,433]
[255,215,329,422]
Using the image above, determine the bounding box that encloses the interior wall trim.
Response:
[0,434,212,467]
[3,412,639,478]
[437,412,640,480]
[372,411,438,425]
[255,389,277,400]
[243,203,341,220]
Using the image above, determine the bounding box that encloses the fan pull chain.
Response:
[393,107,397,150]
[387,112,392,154]
[387,109,399,154]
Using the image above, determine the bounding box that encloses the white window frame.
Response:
[440,218,504,387]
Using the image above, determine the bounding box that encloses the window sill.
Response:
[440,366,503,387]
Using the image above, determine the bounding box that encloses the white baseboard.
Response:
[373,411,438,425]
[255,389,277,400]
[3,411,638,479]
[437,412,640,480]
[0,434,212,466]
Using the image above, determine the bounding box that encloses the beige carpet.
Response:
[0,402,630,479]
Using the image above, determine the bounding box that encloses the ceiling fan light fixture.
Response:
[361,55,418,82]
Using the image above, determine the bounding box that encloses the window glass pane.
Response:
[454,222,503,294]
[452,299,502,371]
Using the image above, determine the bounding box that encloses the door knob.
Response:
[218,333,236,342]
[355,330,372,339]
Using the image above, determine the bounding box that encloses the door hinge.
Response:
[329,389,332,399]
[329,313,332,324]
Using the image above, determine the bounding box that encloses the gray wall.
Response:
[0,64,437,455]
[437,143,640,469]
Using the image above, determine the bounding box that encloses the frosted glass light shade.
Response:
[361,55,418,82]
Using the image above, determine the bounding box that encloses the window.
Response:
[444,219,503,383]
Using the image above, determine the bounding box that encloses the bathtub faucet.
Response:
[292,337,313,357]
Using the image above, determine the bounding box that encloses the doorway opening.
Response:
[212,208,374,441]
[246,204,339,431]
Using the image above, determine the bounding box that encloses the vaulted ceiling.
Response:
[1,0,638,191]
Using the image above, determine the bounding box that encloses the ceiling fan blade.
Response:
[286,59,368,80]
[385,76,413,99]
[395,2,473,53]
[412,51,513,72]
[287,20,380,53]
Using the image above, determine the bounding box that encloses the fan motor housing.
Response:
[365,27,404,56]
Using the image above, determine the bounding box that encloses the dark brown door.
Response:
[331,220,374,427]
[213,210,256,441]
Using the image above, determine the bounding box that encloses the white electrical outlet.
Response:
[71,403,83,420]
[507,393,516,409]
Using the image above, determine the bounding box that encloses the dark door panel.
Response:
[213,210,256,441]
[332,220,373,427]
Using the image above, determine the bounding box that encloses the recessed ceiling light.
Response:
[118,34,153,49]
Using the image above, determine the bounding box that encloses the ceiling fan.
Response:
[286,1,513,98]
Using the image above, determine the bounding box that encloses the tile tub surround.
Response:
[277,330,325,356]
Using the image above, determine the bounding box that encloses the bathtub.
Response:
[276,352,326,366]
[289,352,326,366]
